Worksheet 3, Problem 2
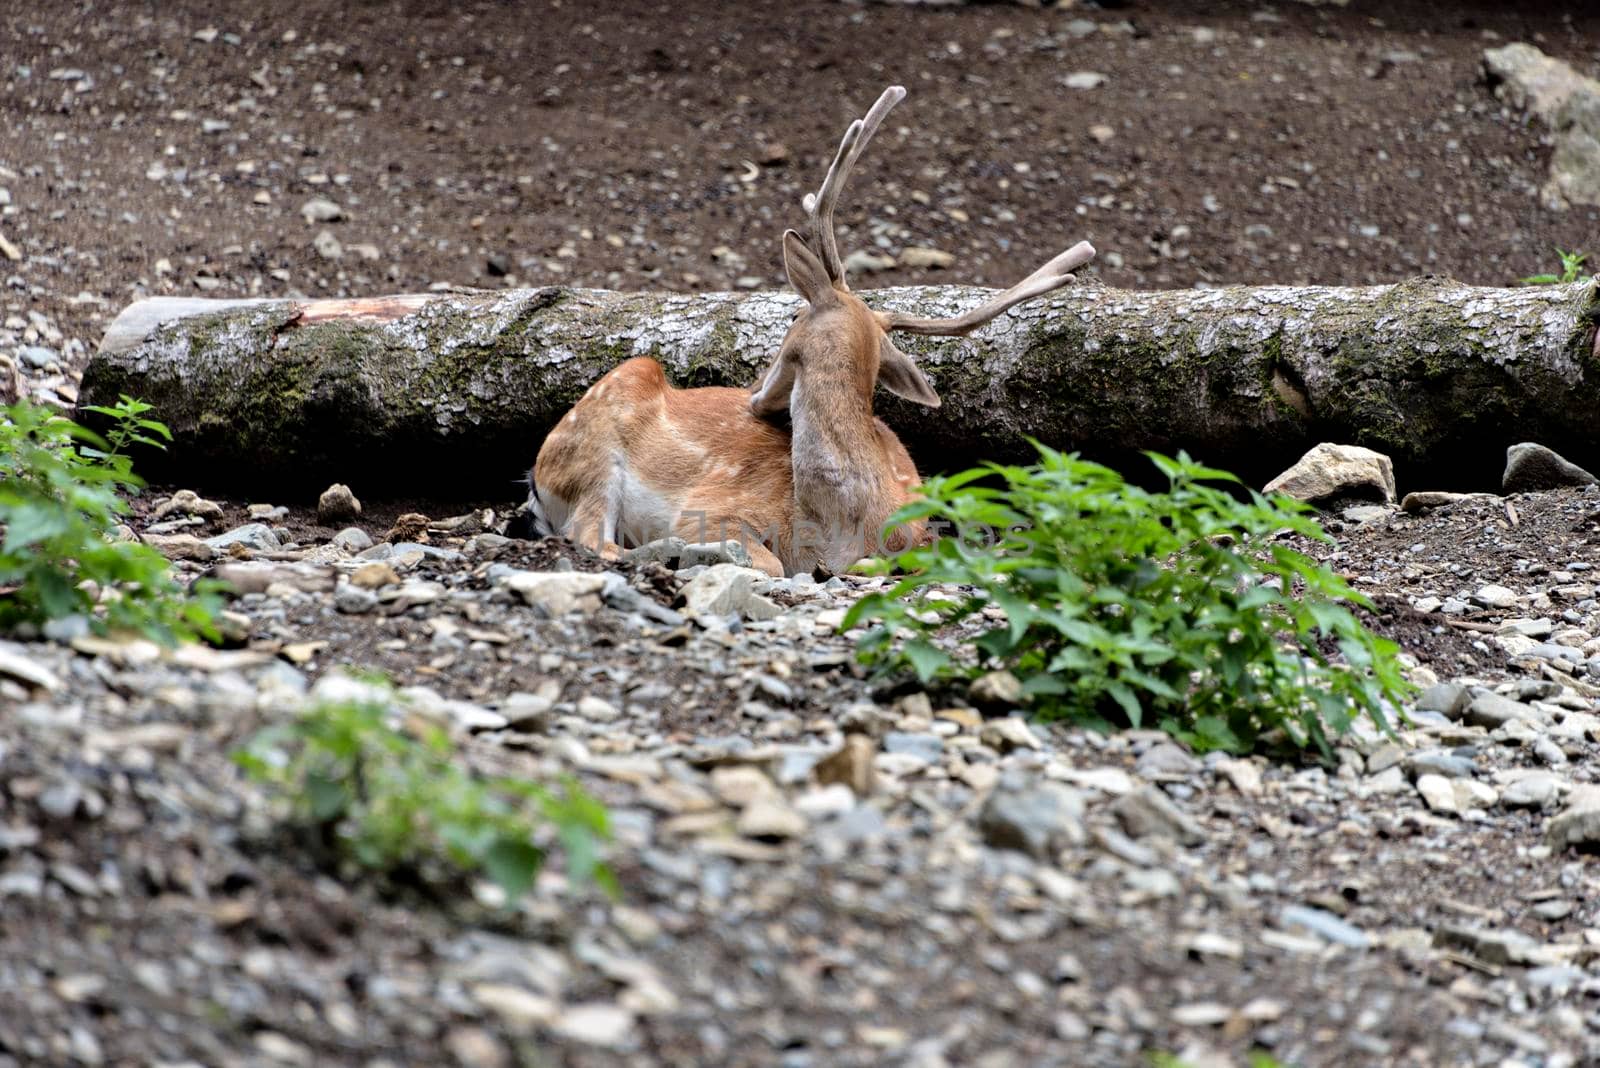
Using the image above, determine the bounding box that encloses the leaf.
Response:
[481,837,544,902]
[902,639,950,683]
[0,501,69,551]
[305,770,352,822]
[1106,682,1141,729]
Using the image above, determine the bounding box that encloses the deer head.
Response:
[750,86,1095,425]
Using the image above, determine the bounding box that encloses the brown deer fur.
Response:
[526,87,1094,578]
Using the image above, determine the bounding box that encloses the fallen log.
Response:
[80,278,1599,497]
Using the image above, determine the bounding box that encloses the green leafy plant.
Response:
[1151,1054,1292,1068]
[1520,247,1590,285]
[235,693,617,903]
[845,446,1411,758]
[79,393,173,477]
[0,396,220,642]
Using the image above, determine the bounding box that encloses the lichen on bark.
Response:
[80,277,1600,496]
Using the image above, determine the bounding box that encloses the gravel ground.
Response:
[4,485,1600,1068]
[5,2,1600,1067]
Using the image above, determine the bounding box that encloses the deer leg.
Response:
[742,541,786,579]
[564,495,624,563]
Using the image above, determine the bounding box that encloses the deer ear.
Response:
[877,335,941,408]
[749,350,797,416]
[782,230,835,306]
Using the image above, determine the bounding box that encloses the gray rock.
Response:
[37,778,83,820]
[1551,89,1600,210]
[386,541,463,563]
[1280,905,1369,949]
[1502,442,1598,494]
[1111,785,1207,846]
[1463,691,1534,729]
[205,522,282,553]
[1502,775,1561,810]
[1483,43,1600,208]
[18,344,56,369]
[332,527,374,553]
[318,483,362,525]
[599,582,685,628]
[1433,924,1549,966]
[334,584,378,614]
[1406,750,1477,780]
[978,779,1086,859]
[1400,491,1499,513]
[883,732,944,765]
[623,537,688,568]
[679,541,752,569]
[1533,736,1569,766]
[1135,742,1200,781]
[1262,443,1396,505]
[1484,42,1592,118]
[1415,681,1470,719]
[1546,802,1600,852]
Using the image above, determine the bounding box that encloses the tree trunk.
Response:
[80,279,1600,497]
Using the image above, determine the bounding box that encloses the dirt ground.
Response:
[3,0,1596,377]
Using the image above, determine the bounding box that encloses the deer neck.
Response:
[787,376,891,568]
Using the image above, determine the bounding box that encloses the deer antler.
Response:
[882,240,1097,336]
[803,85,907,288]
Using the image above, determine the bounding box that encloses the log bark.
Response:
[80,278,1600,497]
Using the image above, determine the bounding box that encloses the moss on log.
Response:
[81,278,1600,496]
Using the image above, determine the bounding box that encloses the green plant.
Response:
[845,446,1411,758]
[0,396,220,642]
[79,394,173,476]
[234,693,617,903]
[1520,247,1590,285]
[1150,1054,1292,1068]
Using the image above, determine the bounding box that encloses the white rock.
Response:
[471,984,558,1031]
[736,797,807,839]
[710,766,777,807]
[1263,443,1396,505]
[1471,584,1519,609]
[0,645,62,692]
[792,784,857,819]
[980,717,1041,753]
[498,571,609,616]
[1453,779,1498,811]
[549,1003,636,1048]
[680,564,781,621]
[300,196,344,223]
[899,246,955,269]
[1416,773,1458,814]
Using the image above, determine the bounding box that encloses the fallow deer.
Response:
[526,86,1095,578]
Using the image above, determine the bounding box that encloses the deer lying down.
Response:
[526,86,1095,578]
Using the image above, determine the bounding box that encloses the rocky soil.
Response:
[5,484,1600,1068]
[5,2,1600,1067]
